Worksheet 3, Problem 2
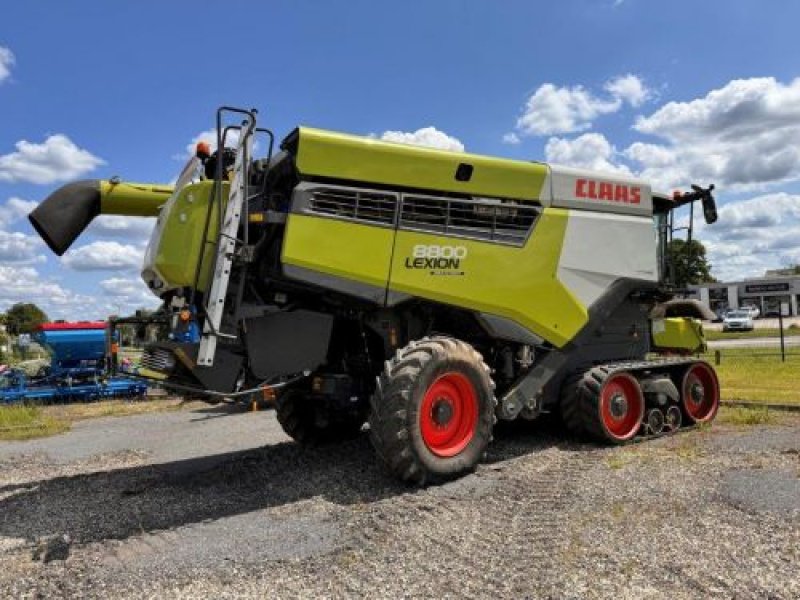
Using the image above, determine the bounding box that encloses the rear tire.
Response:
[368,336,496,485]
[276,389,367,445]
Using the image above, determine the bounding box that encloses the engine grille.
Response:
[307,187,397,225]
[141,347,175,372]
[400,195,539,246]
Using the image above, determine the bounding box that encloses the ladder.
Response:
[197,116,256,367]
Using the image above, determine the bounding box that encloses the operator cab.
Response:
[652,185,717,287]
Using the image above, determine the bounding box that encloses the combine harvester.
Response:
[0,322,147,404]
[30,106,721,483]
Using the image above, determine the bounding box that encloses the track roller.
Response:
[664,405,682,431]
[644,408,665,436]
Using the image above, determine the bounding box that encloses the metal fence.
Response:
[702,325,800,405]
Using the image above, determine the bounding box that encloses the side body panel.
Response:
[142,181,228,293]
[557,211,659,308]
[387,208,587,348]
[281,213,395,302]
[293,127,550,201]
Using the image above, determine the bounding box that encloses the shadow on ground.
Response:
[0,416,579,546]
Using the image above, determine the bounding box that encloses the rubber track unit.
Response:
[561,357,704,444]
[368,336,496,485]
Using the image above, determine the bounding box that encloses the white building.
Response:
[689,276,800,317]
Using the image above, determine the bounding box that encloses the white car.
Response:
[740,304,760,319]
[722,310,754,332]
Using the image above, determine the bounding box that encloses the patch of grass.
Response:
[44,397,187,422]
[673,439,701,460]
[0,405,70,441]
[0,397,191,442]
[705,328,800,341]
[606,455,628,470]
[700,348,800,405]
[605,449,651,469]
[716,405,775,426]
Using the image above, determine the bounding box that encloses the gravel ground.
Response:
[0,404,798,599]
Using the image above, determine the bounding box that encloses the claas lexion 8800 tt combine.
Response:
[30,106,721,484]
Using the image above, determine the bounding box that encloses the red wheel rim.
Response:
[600,373,644,441]
[682,362,720,423]
[419,372,478,458]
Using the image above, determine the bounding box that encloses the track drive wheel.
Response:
[570,368,645,444]
[680,362,720,424]
[368,336,496,485]
[276,389,367,445]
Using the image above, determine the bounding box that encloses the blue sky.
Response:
[1,0,800,319]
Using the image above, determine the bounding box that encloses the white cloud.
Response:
[0,198,45,264]
[0,230,43,264]
[99,276,160,308]
[515,83,619,136]
[99,276,149,297]
[0,265,76,315]
[514,75,651,136]
[545,133,632,175]
[0,134,105,184]
[502,132,521,145]
[0,262,161,321]
[715,192,800,229]
[687,192,800,281]
[61,241,143,271]
[180,128,242,160]
[379,127,465,152]
[0,264,158,321]
[0,46,14,84]
[0,197,37,228]
[87,214,155,242]
[629,77,800,190]
[604,74,651,108]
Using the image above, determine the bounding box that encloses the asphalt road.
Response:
[0,404,798,598]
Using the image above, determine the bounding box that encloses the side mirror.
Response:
[701,193,717,224]
[692,184,717,224]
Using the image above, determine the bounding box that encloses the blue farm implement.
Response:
[0,322,147,404]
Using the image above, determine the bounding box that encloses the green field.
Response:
[701,348,800,405]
